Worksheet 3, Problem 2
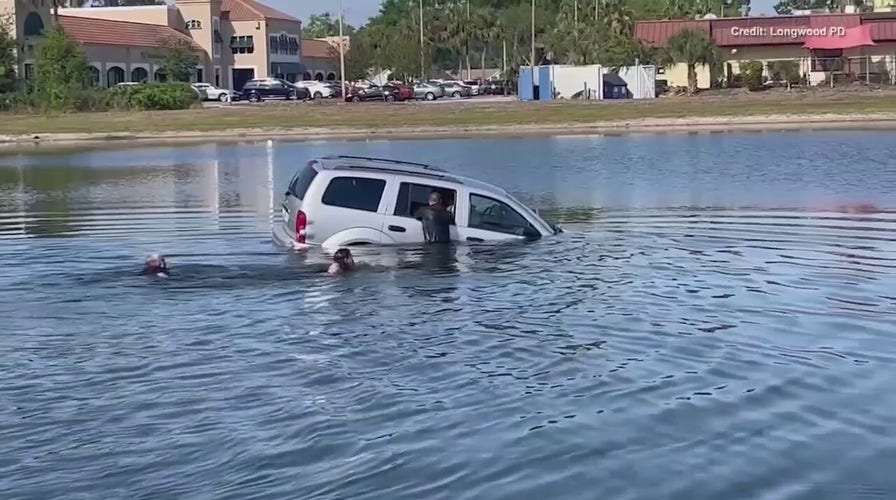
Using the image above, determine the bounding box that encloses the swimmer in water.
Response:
[328,248,355,275]
[140,253,169,278]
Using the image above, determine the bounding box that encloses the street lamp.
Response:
[419,0,425,80]
[338,0,346,87]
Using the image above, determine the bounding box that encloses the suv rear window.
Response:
[322,176,386,212]
[288,166,318,200]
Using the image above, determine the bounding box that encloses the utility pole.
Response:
[530,0,535,69]
[338,0,346,88]
[419,0,425,80]
[574,0,578,31]
[466,0,470,79]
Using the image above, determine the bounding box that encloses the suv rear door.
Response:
[311,172,394,245]
[381,179,459,244]
[281,163,320,241]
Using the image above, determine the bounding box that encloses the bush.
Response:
[767,60,801,86]
[0,82,199,114]
[740,60,765,91]
[119,82,199,110]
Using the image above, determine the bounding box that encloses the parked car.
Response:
[241,78,309,102]
[462,79,482,95]
[436,80,472,98]
[295,80,335,99]
[272,155,561,251]
[344,84,408,102]
[192,82,238,102]
[483,79,510,95]
[412,81,446,101]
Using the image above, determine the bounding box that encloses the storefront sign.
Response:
[729,26,847,38]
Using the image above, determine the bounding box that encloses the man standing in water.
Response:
[414,191,453,244]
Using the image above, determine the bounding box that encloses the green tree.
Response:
[35,26,91,110]
[665,28,721,94]
[304,12,355,38]
[0,18,17,93]
[158,38,200,82]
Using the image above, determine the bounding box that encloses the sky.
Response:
[268,0,781,27]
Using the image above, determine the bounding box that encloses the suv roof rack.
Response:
[321,155,445,172]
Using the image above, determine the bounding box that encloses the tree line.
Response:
[313,0,751,82]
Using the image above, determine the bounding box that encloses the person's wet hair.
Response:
[333,248,353,271]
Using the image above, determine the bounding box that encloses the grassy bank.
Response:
[4,90,896,136]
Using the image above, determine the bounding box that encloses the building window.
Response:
[154,68,167,82]
[106,66,125,86]
[230,35,254,54]
[212,17,221,58]
[326,72,336,81]
[302,71,312,80]
[186,19,202,30]
[24,63,34,80]
[314,72,323,81]
[214,66,221,87]
[811,49,843,72]
[269,35,279,53]
[88,66,100,86]
[131,66,148,83]
[288,37,299,55]
[23,12,44,37]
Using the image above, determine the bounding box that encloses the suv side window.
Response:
[287,165,318,200]
[322,176,386,212]
[393,182,457,220]
[469,193,533,235]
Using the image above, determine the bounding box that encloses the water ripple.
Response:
[2,135,896,499]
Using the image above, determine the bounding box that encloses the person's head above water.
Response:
[332,248,355,272]
[143,253,168,276]
[428,191,443,207]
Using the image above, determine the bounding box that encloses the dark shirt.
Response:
[415,204,453,243]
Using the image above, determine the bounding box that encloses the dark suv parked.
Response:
[241,79,310,102]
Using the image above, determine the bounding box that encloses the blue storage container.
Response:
[517,66,534,100]
[537,65,553,100]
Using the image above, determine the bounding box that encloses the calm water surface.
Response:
[1,131,896,499]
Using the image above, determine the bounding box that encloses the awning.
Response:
[803,24,875,50]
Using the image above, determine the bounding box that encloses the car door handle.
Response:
[466,237,483,242]
[388,225,406,232]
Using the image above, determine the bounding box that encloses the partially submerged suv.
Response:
[273,155,560,251]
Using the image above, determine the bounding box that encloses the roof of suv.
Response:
[313,155,507,196]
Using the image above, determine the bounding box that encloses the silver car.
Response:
[272,155,561,252]
[413,82,445,101]
[436,80,472,98]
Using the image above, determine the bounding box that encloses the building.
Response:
[300,38,339,81]
[4,0,306,91]
[634,11,896,89]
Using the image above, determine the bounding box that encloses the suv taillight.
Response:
[295,210,307,243]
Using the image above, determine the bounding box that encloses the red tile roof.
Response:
[302,38,336,59]
[58,15,200,49]
[222,0,300,23]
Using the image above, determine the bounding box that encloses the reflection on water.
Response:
[1,132,896,499]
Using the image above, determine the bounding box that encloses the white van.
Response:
[272,155,560,251]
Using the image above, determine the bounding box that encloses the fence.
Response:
[725,55,896,89]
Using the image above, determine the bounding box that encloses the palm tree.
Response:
[665,28,721,94]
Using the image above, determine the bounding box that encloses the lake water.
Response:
[1,131,896,499]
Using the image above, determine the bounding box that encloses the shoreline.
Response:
[3,112,896,152]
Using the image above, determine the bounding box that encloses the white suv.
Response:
[272,155,560,251]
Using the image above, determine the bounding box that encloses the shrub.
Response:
[767,60,801,87]
[124,82,199,110]
[740,60,765,91]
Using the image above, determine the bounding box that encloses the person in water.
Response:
[414,191,453,244]
[140,253,169,278]
[328,248,355,275]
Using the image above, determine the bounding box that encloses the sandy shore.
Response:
[2,112,896,151]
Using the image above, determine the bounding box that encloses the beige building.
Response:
[4,0,305,91]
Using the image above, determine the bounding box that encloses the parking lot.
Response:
[201,94,516,108]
